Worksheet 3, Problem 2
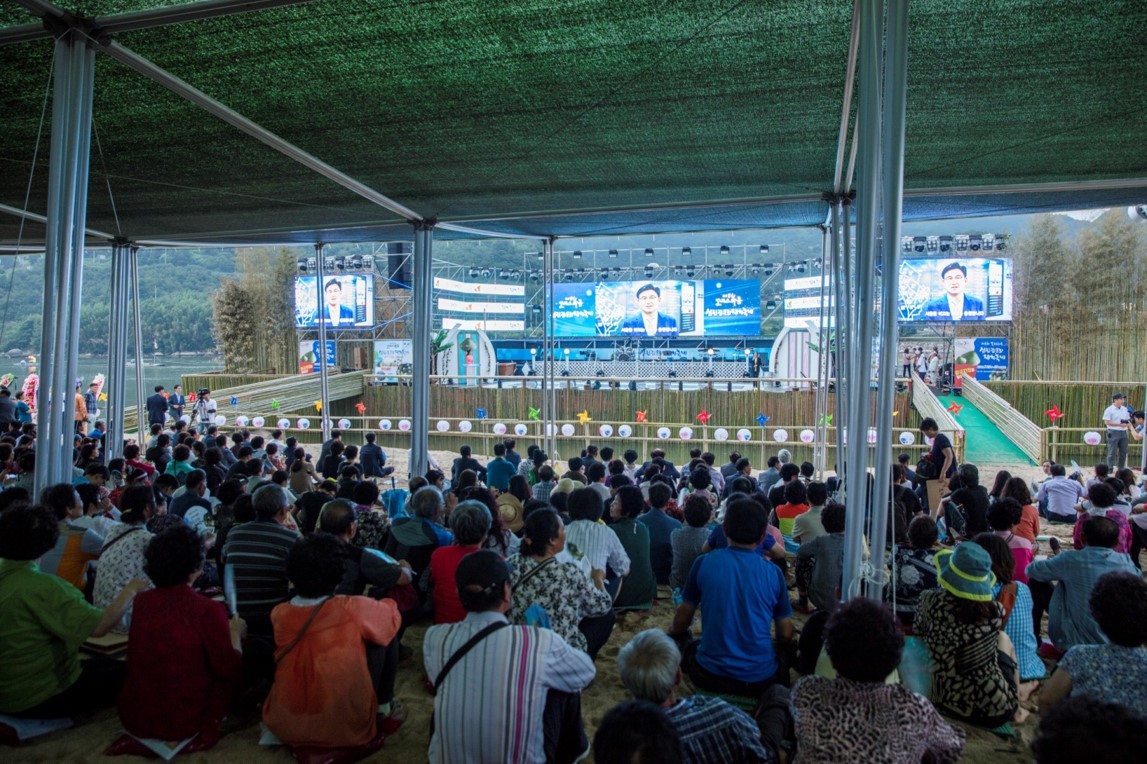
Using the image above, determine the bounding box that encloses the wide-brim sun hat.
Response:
[935,543,996,602]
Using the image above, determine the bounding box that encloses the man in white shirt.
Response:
[1102,392,1133,469]
[1038,463,1085,523]
[424,550,595,764]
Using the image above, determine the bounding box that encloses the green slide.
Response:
[937,394,1036,467]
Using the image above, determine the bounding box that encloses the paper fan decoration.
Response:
[772,429,788,442]
[398,419,412,432]
[379,419,393,431]
[493,422,507,435]
[251,416,265,428]
[679,426,694,440]
[737,428,753,442]
[799,429,815,443]
[297,418,311,429]
[714,427,729,441]
[235,415,249,428]
[436,420,450,432]
[599,424,614,438]
[561,423,576,437]
[899,431,916,446]
[277,417,291,430]
[656,427,671,440]
[213,415,226,426]
[1083,431,1102,446]
[514,423,528,436]
[617,424,633,438]
[338,418,352,430]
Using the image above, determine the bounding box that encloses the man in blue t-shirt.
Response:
[669,497,794,696]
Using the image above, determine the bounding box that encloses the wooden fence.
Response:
[960,375,1041,463]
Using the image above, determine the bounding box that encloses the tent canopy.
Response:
[1,0,1145,245]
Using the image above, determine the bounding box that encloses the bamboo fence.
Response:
[959,375,1041,463]
[912,378,966,463]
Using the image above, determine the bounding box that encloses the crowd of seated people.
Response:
[3,423,1145,763]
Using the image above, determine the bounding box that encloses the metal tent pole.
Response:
[410,223,434,479]
[314,244,331,442]
[829,201,846,482]
[105,240,129,458]
[131,246,146,437]
[543,239,556,459]
[866,0,910,601]
[842,0,884,602]
[813,225,831,477]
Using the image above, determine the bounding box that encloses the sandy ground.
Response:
[4,449,1095,763]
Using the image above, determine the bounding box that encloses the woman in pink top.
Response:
[989,499,1033,583]
[1002,478,1040,544]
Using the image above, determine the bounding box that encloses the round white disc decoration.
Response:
[297,418,311,429]
[599,424,614,438]
[1083,430,1102,446]
[713,427,729,441]
[213,415,226,426]
[492,422,507,435]
[561,423,576,437]
[458,420,472,433]
[277,417,291,430]
[398,419,412,432]
[772,428,788,443]
[617,424,633,438]
[338,418,352,430]
[251,416,265,429]
[799,428,815,443]
[679,426,694,440]
[545,423,557,437]
[737,428,753,442]
[235,415,249,427]
[867,427,878,444]
[379,419,393,431]
[514,423,529,437]
[657,427,671,440]
[436,420,450,432]
[898,431,916,446]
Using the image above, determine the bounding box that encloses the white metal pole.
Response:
[315,244,331,441]
[410,224,433,478]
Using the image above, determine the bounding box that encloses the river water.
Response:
[2,355,221,408]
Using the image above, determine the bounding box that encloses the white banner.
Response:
[373,340,413,381]
[441,318,525,331]
[437,297,525,314]
[433,277,525,296]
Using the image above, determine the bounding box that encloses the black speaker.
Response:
[386,242,411,289]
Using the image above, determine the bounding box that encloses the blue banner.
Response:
[701,280,761,335]
[551,284,597,337]
[299,340,336,374]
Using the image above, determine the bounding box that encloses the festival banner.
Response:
[299,340,336,374]
[373,340,413,382]
[953,337,1009,385]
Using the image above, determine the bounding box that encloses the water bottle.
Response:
[672,587,683,607]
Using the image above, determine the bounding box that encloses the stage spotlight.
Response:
[939,235,953,252]
[674,266,683,276]
[609,249,618,258]
[529,271,539,283]
[481,268,492,279]
[333,257,346,270]
[901,236,913,253]
[536,251,544,260]
[599,268,609,279]
[982,233,995,251]
[572,250,582,259]
[763,265,774,276]
[765,299,777,311]
[644,266,655,278]
[644,248,654,257]
[913,236,926,253]
[724,266,734,277]
[796,262,807,274]
[955,234,969,251]
[468,267,480,278]
[362,255,374,271]
[995,236,1007,251]
[350,256,364,269]
[686,268,695,278]
[969,234,982,251]
[926,236,939,253]
[682,247,692,257]
[297,259,309,273]
[750,265,761,275]
[720,245,730,256]
[760,245,769,254]
[562,271,573,281]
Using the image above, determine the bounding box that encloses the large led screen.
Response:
[897,258,1012,323]
[294,275,375,329]
[552,280,760,337]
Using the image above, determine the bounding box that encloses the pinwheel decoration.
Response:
[817,413,833,427]
[314,400,323,413]
[756,413,770,427]
[635,410,648,423]
[230,396,238,406]
[476,408,488,420]
[355,402,366,415]
[696,409,711,425]
[270,399,280,410]
[528,406,540,421]
[577,410,592,425]
[1045,405,1065,423]
[946,401,963,416]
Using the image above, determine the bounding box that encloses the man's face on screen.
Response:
[637,288,660,315]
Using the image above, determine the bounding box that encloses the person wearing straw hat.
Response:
[915,543,1021,727]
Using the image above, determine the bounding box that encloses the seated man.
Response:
[383,486,454,591]
[639,482,682,586]
[1027,516,1139,651]
[593,701,683,764]
[424,550,596,764]
[451,444,485,486]
[1037,463,1084,523]
[617,629,783,763]
[669,498,794,697]
[357,433,393,479]
[222,484,299,638]
[794,502,847,613]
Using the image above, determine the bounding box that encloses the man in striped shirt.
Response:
[222,484,299,638]
[424,550,595,764]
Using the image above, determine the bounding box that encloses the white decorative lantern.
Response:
[492,422,507,435]
[1083,431,1102,446]
[277,417,291,430]
[737,428,753,442]
[657,427,671,440]
[772,428,788,443]
[599,424,614,438]
[379,419,392,431]
[338,418,352,430]
[799,428,815,443]
[898,431,915,446]
[251,416,265,429]
[679,426,694,440]
[514,423,529,436]
[235,415,249,427]
[867,427,878,444]
[436,420,450,432]
[398,419,412,432]
[458,420,473,433]
[561,423,576,437]
[213,415,226,426]
[713,428,729,441]
[297,418,311,429]
[618,424,633,438]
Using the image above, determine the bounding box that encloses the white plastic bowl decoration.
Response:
[251,416,265,428]
[679,426,694,440]
[436,420,450,432]
[657,426,671,440]
[713,427,729,441]
[799,428,815,443]
[179,414,191,424]
[737,428,753,442]
[1083,431,1102,446]
[458,420,472,433]
[899,431,916,446]
[867,428,878,444]
[235,415,249,427]
[338,418,352,430]
[297,418,311,429]
[546,423,557,437]
[772,428,788,442]
[379,419,392,431]
[492,422,507,435]
[277,418,291,430]
[561,423,576,437]
[213,415,226,426]
[599,424,614,438]
[618,424,633,438]
[398,419,412,432]
[514,423,529,436]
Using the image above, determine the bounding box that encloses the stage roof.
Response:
[1,0,1145,246]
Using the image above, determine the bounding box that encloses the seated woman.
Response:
[916,543,1021,727]
[1072,482,1133,554]
[1040,571,1147,717]
[288,448,320,494]
[988,498,1034,584]
[497,475,531,534]
[1001,477,1040,543]
[792,598,965,763]
[507,509,614,659]
[94,485,156,633]
[119,525,244,750]
[263,534,403,748]
[971,533,1045,698]
[609,486,656,610]
[0,505,147,718]
[429,501,490,624]
[884,514,940,630]
[37,482,104,591]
